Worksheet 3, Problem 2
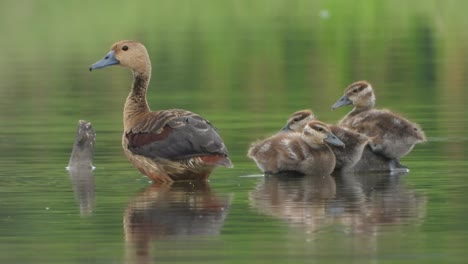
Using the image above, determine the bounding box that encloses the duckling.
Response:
[328,126,369,171]
[332,81,426,161]
[247,121,345,175]
[351,146,407,172]
[279,109,315,132]
[90,40,232,182]
[281,110,369,171]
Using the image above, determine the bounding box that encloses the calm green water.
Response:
[1,0,468,263]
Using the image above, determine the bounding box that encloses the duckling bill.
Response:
[332,81,426,162]
[90,40,232,182]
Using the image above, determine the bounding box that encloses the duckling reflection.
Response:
[67,167,95,217]
[249,173,336,231]
[249,171,426,235]
[331,171,427,234]
[124,181,231,262]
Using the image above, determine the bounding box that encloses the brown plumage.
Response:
[90,40,232,182]
[332,81,426,161]
[328,126,369,171]
[247,120,344,175]
[282,110,369,171]
[279,109,315,133]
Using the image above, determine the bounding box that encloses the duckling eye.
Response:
[293,118,300,122]
[353,89,358,93]
[122,46,129,51]
[317,127,324,132]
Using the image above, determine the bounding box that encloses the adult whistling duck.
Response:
[90,40,232,182]
[247,120,344,175]
[332,81,426,161]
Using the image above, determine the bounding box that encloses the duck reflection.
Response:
[331,171,427,234]
[124,181,231,262]
[67,166,95,217]
[250,173,336,230]
[249,171,426,235]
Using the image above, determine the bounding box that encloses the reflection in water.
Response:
[67,167,95,217]
[250,174,336,231]
[332,171,427,234]
[124,181,231,263]
[250,171,427,235]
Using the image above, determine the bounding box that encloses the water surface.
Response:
[1,1,468,263]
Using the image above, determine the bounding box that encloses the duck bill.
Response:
[279,125,291,132]
[331,95,353,110]
[325,132,345,147]
[89,50,120,71]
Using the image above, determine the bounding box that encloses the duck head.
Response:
[332,81,375,110]
[280,109,315,132]
[303,121,345,147]
[89,40,151,74]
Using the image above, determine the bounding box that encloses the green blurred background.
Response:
[1,0,467,263]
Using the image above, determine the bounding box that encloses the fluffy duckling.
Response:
[279,109,315,132]
[282,110,369,171]
[248,121,345,175]
[328,126,369,171]
[332,81,426,161]
[90,40,232,182]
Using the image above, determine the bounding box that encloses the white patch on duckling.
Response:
[362,84,372,94]
[392,117,402,126]
[286,148,299,160]
[280,138,299,159]
[259,142,271,153]
[280,138,291,147]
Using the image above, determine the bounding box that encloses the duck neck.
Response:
[350,96,375,116]
[350,105,370,116]
[124,70,151,127]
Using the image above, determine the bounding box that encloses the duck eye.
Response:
[317,127,323,132]
[353,89,358,93]
[122,46,129,51]
[293,118,300,122]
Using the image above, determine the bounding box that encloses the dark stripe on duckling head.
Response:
[304,121,345,147]
[345,81,370,93]
[282,109,315,132]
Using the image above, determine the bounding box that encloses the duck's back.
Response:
[124,109,231,166]
[248,133,303,173]
[339,109,426,159]
[248,133,335,175]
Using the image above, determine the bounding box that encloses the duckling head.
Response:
[280,109,315,132]
[303,121,345,147]
[89,40,151,74]
[332,81,375,110]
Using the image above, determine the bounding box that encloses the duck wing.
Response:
[343,109,425,159]
[125,110,232,166]
[349,110,424,142]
